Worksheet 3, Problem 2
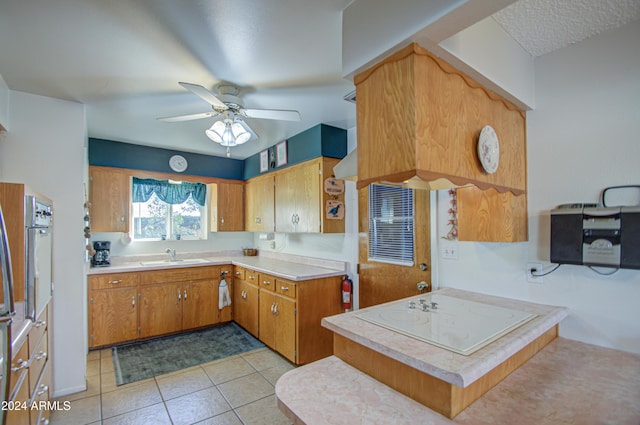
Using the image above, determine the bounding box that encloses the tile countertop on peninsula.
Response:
[321,287,569,389]
[86,250,346,281]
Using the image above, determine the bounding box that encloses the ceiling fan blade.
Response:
[237,118,259,140]
[178,82,228,110]
[157,111,218,122]
[243,108,301,121]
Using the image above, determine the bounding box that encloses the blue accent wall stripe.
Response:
[243,124,346,180]
[88,138,244,180]
[89,123,346,182]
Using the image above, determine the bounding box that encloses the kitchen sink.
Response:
[139,258,210,266]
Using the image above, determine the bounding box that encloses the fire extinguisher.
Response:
[342,275,353,311]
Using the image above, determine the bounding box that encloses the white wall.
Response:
[0,74,8,130]
[0,91,87,395]
[436,20,640,355]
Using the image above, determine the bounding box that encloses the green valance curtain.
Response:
[132,178,207,206]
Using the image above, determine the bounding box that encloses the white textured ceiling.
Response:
[493,0,640,57]
[0,0,638,159]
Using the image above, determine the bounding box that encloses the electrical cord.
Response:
[587,266,619,276]
[531,264,562,277]
[531,263,620,277]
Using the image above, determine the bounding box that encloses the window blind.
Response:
[368,184,415,266]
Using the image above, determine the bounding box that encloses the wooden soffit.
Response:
[354,43,527,195]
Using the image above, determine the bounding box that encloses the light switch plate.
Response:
[441,242,458,260]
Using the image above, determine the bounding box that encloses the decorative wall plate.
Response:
[478,125,499,174]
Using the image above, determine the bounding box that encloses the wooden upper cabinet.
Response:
[354,43,527,196]
[210,181,244,232]
[245,174,275,232]
[275,161,319,232]
[274,157,344,233]
[89,166,130,232]
[457,186,528,242]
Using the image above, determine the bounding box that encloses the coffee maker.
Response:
[92,241,111,267]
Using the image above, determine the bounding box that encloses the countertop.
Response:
[275,338,640,425]
[86,251,346,281]
[321,288,569,388]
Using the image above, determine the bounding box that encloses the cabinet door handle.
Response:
[242,290,247,300]
[270,303,276,314]
[34,320,46,328]
[108,279,123,285]
[131,296,135,307]
[11,359,28,373]
[178,290,181,301]
[36,384,49,396]
[274,303,279,316]
[184,290,187,300]
[35,351,47,361]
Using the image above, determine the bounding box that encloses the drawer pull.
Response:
[36,384,49,396]
[280,286,289,291]
[108,279,123,285]
[235,271,242,275]
[34,320,46,328]
[263,280,270,286]
[11,359,28,373]
[35,351,47,361]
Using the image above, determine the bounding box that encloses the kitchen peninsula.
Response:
[276,290,640,424]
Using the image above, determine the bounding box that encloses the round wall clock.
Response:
[169,154,188,173]
[477,125,500,174]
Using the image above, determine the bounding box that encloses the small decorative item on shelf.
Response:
[443,188,458,240]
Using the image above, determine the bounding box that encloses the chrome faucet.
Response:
[165,248,177,261]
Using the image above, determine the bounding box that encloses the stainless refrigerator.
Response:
[0,202,15,425]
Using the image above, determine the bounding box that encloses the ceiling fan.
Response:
[159,82,301,156]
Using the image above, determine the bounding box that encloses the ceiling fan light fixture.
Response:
[231,122,251,145]
[205,120,226,143]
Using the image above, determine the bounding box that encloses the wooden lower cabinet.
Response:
[139,282,183,338]
[6,306,52,425]
[259,289,296,362]
[233,275,259,338]
[88,272,139,347]
[88,265,232,348]
[88,263,341,366]
[237,266,341,365]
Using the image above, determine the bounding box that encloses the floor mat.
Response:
[112,322,264,385]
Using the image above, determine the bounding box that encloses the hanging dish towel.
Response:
[219,279,231,310]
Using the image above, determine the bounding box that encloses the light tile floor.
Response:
[50,347,295,425]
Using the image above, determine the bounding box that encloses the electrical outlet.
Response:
[527,263,543,283]
[441,242,458,260]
